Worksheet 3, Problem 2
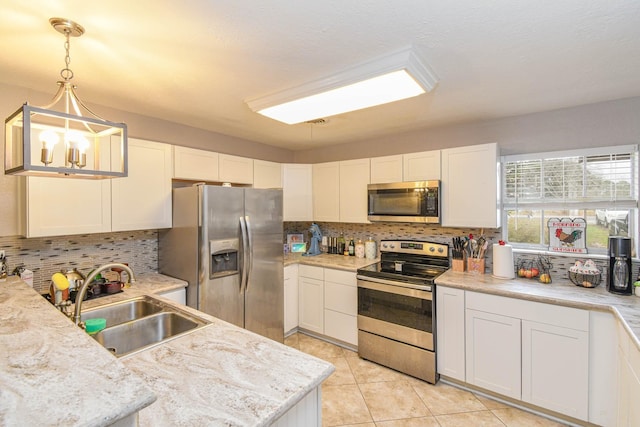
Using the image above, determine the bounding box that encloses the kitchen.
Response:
[2,2,640,426]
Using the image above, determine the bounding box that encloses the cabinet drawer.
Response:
[324,268,356,287]
[299,264,324,280]
[466,291,588,331]
[325,282,357,316]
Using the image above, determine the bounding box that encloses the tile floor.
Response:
[285,333,569,427]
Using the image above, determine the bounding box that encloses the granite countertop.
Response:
[436,269,640,349]
[285,252,379,271]
[1,273,334,427]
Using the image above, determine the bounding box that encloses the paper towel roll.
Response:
[492,243,515,279]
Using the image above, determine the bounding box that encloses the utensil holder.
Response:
[452,259,465,272]
[467,258,485,274]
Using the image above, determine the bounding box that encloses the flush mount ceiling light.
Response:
[4,18,127,179]
[246,46,438,125]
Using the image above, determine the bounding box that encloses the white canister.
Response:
[355,239,365,258]
[365,237,377,259]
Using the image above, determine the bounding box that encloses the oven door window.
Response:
[369,189,424,216]
[358,287,432,333]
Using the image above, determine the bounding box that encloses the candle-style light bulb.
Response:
[66,130,84,167]
[40,130,60,165]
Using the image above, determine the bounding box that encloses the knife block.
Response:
[452,259,465,272]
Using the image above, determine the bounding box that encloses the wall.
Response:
[0,230,158,294]
[293,96,640,163]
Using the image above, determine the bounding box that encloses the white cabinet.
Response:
[219,154,254,184]
[589,311,617,427]
[466,308,521,399]
[436,286,466,381]
[112,138,172,231]
[284,264,299,335]
[441,142,500,228]
[403,150,441,181]
[253,160,282,189]
[522,320,589,420]
[323,268,357,346]
[298,265,324,334]
[159,287,187,305]
[173,146,219,181]
[312,162,340,222]
[370,155,403,183]
[20,176,111,237]
[338,159,370,224]
[616,318,640,427]
[282,164,313,221]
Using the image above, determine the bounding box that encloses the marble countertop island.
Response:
[1,273,334,427]
[436,270,640,349]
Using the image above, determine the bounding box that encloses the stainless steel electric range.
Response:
[356,239,449,384]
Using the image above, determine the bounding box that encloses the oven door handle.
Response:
[357,276,432,299]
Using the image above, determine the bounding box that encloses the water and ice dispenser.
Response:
[210,239,239,279]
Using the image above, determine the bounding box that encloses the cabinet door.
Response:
[284,264,299,334]
[339,159,370,223]
[159,288,187,305]
[522,320,589,420]
[436,286,466,381]
[312,162,340,222]
[219,154,254,184]
[173,146,219,181]
[370,155,403,183]
[22,176,111,237]
[282,164,313,221]
[466,308,521,399]
[253,160,282,189]
[112,139,172,231]
[441,143,499,228]
[325,309,357,346]
[403,150,441,181]
[298,276,324,334]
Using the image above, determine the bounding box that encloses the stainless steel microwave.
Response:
[367,181,440,223]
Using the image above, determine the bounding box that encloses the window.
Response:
[502,145,638,253]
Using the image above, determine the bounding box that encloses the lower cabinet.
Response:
[297,264,357,346]
[465,309,521,399]
[159,287,187,305]
[284,264,299,335]
[437,286,590,422]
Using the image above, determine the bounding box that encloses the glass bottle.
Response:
[348,238,355,256]
[337,233,345,256]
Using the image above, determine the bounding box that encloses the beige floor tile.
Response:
[375,417,440,427]
[492,407,569,426]
[299,333,345,360]
[284,333,299,349]
[358,381,431,421]
[322,384,373,427]
[474,393,510,410]
[346,356,411,383]
[412,381,486,415]
[334,424,375,427]
[323,357,357,386]
[436,410,506,427]
[342,347,359,357]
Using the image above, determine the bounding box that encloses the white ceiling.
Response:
[1,1,640,151]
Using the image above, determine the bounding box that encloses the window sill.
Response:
[512,248,609,261]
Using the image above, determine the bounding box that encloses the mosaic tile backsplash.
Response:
[0,231,158,294]
[285,222,637,287]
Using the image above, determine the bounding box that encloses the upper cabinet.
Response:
[339,159,370,223]
[441,142,500,228]
[282,164,313,221]
[403,150,441,182]
[253,160,282,189]
[312,162,340,222]
[112,138,172,232]
[20,138,172,238]
[219,154,253,184]
[370,155,403,184]
[173,146,219,181]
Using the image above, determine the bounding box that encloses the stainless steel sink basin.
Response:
[82,295,210,357]
[82,296,163,327]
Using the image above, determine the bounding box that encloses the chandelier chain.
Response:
[60,29,74,81]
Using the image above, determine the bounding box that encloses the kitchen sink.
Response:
[82,295,210,357]
[82,296,163,327]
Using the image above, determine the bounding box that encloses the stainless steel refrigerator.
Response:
[159,184,284,343]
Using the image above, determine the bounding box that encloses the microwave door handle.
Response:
[239,216,248,294]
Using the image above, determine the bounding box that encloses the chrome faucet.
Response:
[72,263,136,326]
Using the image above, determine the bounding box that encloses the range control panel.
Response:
[379,240,448,258]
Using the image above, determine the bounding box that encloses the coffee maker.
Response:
[608,236,632,295]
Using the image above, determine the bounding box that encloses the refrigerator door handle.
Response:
[239,216,249,294]
[244,215,254,292]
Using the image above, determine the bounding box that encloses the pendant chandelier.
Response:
[4,18,127,179]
